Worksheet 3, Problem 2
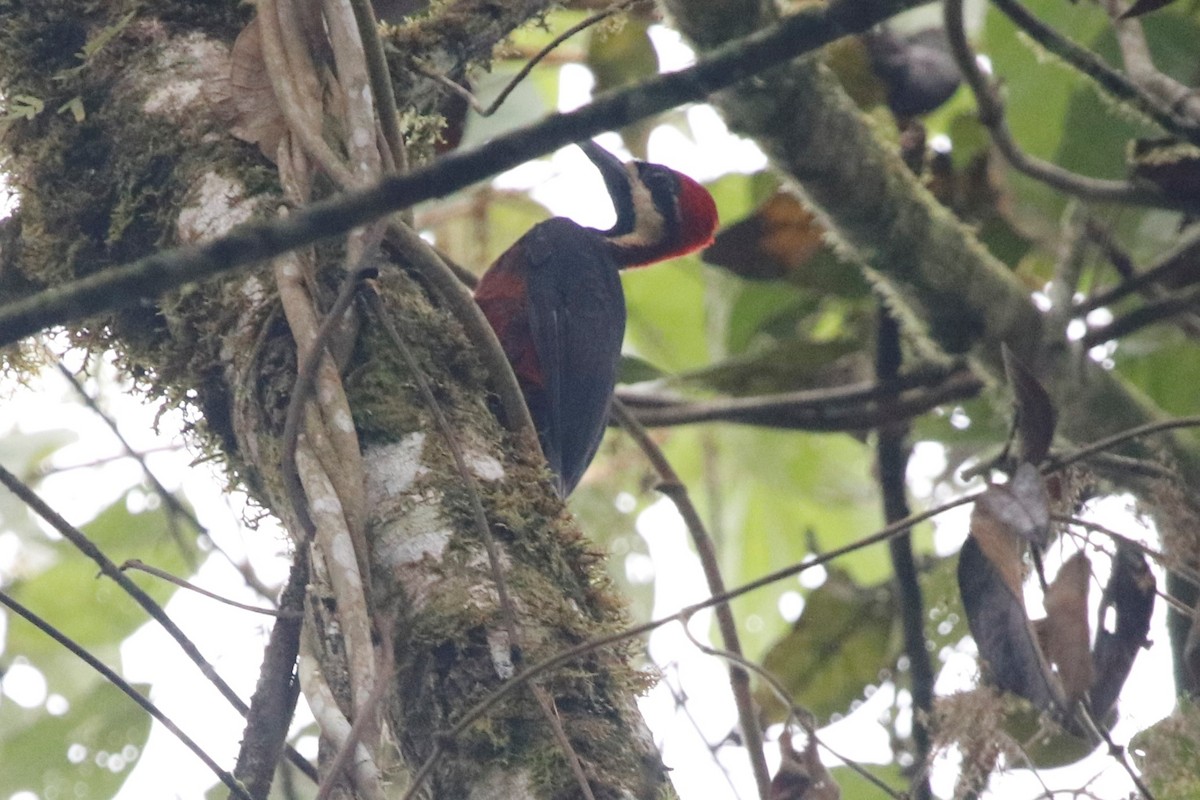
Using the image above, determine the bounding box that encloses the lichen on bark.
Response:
[1,1,669,797]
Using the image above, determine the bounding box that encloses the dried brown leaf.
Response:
[974,462,1051,562]
[1002,345,1057,465]
[771,736,840,800]
[1038,551,1093,703]
[227,19,286,160]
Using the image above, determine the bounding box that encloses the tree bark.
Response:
[0,2,666,797]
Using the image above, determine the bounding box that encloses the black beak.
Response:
[577,140,636,236]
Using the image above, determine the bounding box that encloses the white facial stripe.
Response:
[610,164,667,248]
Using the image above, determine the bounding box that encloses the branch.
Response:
[618,366,983,430]
[1080,283,1200,348]
[1075,227,1200,314]
[0,0,925,346]
[945,0,1180,207]
[0,463,318,783]
[0,588,253,800]
[610,399,772,799]
[874,310,933,800]
[990,0,1200,146]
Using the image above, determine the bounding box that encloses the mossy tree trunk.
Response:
[0,2,665,797]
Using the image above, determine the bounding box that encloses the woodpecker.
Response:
[474,142,718,496]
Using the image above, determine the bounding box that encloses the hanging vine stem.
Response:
[313,614,398,800]
[414,0,648,118]
[383,220,538,444]
[609,397,772,798]
[348,0,408,177]
[0,590,255,800]
[257,0,359,189]
[119,559,297,617]
[361,287,596,800]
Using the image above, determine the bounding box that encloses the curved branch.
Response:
[619,367,983,430]
[611,399,772,799]
[0,589,253,800]
[0,0,926,346]
[945,0,1179,207]
[1081,283,1200,348]
[991,0,1200,146]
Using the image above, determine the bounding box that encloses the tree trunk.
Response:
[0,2,666,797]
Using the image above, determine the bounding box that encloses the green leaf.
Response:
[7,489,195,665]
[829,761,907,799]
[674,338,862,397]
[0,675,152,799]
[656,426,897,660]
[1114,332,1200,419]
[624,257,712,372]
[723,281,820,357]
[758,570,897,722]
[616,354,667,385]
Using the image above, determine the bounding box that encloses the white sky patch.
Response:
[2,661,48,708]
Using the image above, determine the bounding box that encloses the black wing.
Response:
[523,218,626,495]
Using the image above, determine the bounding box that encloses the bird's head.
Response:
[579,141,718,268]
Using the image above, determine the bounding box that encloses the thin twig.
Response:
[610,398,772,799]
[119,559,295,617]
[1054,514,1200,590]
[0,464,318,782]
[679,623,905,800]
[56,362,198,569]
[619,367,983,430]
[659,668,743,797]
[1075,228,1200,315]
[416,0,645,117]
[396,490,982,800]
[0,589,254,800]
[1073,702,1156,799]
[1080,283,1200,348]
[944,0,1184,208]
[56,364,279,603]
[1044,415,1200,473]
